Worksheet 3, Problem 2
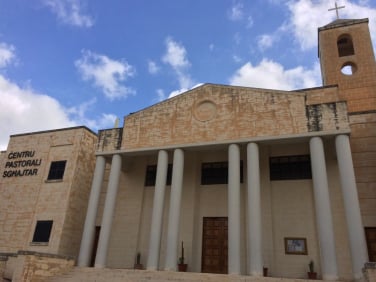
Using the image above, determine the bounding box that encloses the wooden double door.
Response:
[201,217,228,274]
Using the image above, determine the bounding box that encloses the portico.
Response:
[78,127,367,280]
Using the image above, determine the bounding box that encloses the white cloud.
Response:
[228,2,244,21]
[229,59,321,90]
[0,42,118,150]
[257,1,376,55]
[155,83,204,102]
[0,75,119,150]
[75,50,136,100]
[162,37,190,69]
[233,55,242,63]
[0,42,75,150]
[0,43,15,68]
[0,75,75,150]
[42,0,94,28]
[148,60,160,74]
[234,32,242,45]
[247,16,254,28]
[177,71,194,90]
[68,99,117,128]
[167,83,204,99]
[257,34,274,51]
[156,89,166,102]
[162,37,194,91]
[168,88,188,99]
[286,0,376,50]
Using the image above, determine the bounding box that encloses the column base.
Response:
[353,272,365,281]
[250,271,263,277]
[228,271,241,275]
[322,274,339,280]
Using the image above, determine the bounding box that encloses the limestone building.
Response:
[1,17,375,282]
[0,127,97,279]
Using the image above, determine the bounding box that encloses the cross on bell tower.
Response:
[328,2,345,19]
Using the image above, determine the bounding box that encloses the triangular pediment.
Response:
[120,84,349,151]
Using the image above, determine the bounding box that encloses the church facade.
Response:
[0,18,375,281]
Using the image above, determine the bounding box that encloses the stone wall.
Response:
[10,251,74,282]
[0,127,97,258]
[121,84,349,151]
[97,128,123,152]
[0,255,7,280]
[349,113,376,227]
[363,262,376,282]
[303,86,340,106]
[306,102,348,132]
[58,130,97,258]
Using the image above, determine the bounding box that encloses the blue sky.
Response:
[1,0,376,149]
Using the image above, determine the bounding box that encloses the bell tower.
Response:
[318,17,376,265]
[318,18,376,113]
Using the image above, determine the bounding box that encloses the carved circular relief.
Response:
[193,100,217,122]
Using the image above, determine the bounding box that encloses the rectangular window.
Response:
[47,160,67,180]
[201,161,243,185]
[269,155,312,180]
[144,164,173,186]
[32,220,53,243]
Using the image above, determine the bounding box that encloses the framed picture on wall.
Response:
[284,237,307,255]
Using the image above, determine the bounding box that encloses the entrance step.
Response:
[50,267,329,282]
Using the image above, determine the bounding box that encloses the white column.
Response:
[165,149,184,271]
[94,154,122,268]
[335,134,368,280]
[147,150,169,270]
[78,156,106,267]
[228,144,241,274]
[309,137,338,280]
[247,143,263,276]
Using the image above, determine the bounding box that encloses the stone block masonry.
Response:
[2,251,74,282]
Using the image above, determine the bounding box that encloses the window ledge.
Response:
[45,179,63,183]
[29,242,49,246]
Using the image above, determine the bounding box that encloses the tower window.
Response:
[341,62,357,76]
[337,34,354,57]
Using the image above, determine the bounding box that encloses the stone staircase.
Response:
[49,267,326,282]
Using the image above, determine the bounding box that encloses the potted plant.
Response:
[134,252,143,269]
[177,241,188,272]
[307,260,317,279]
